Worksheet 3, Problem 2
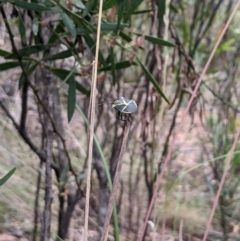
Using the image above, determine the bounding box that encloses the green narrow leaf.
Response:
[43,49,74,61]
[83,0,97,16]
[101,23,128,32]
[215,39,236,56]
[75,0,85,9]
[15,0,50,11]
[132,32,175,47]
[62,65,77,85]
[110,48,116,85]
[116,0,124,33]
[125,0,144,22]
[76,27,88,35]
[5,44,56,59]
[67,72,76,122]
[0,49,12,58]
[103,0,116,10]
[170,3,178,13]
[0,61,20,71]
[98,60,137,71]
[119,31,132,42]
[182,16,189,45]
[157,0,165,29]
[45,66,90,96]
[133,9,153,14]
[145,35,175,47]
[137,58,170,105]
[32,17,39,36]
[18,15,26,45]
[48,22,64,44]
[61,12,76,41]
[58,5,82,26]
[19,63,37,89]
[0,168,16,186]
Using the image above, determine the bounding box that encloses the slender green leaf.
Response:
[138,58,170,105]
[133,9,153,14]
[0,49,12,58]
[110,48,116,85]
[5,44,56,59]
[99,60,137,71]
[103,0,116,10]
[67,72,76,122]
[46,67,90,96]
[19,63,38,89]
[32,17,39,36]
[62,65,77,85]
[83,0,97,16]
[43,49,74,61]
[0,168,16,186]
[41,0,57,8]
[119,31,132,42]
[145,35,175,47]
[58,5,82,26]
[75,27,88,35]
[215,39,235,56]
[157,0,165,29]
[0,61,20,71]
[182,16,189,45]
[74,0,85,9]
[106,53,112,64]
[125,0,144,22]
[15,0,51,11]
[18,15,26,44]
[48,23,64,44]
[46,6,63,13]
[132,32,175,47]
[76,23,128,34]
[61,13,76,41]
[101,23,128,32]
[170,3,178,13]
[116,0,124,33]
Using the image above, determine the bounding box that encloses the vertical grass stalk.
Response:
[84,0,104,239]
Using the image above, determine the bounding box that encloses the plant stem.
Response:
[100,120,131,241]
[84,0,104,239]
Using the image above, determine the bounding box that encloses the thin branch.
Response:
[100,120,131,241]
[202,82,240,113]
[137,1,240,240]
[20,81,28,130]
[83,0,104,238]
[33,162,42,241]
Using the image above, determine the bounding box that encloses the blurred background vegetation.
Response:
[0,0,240,240]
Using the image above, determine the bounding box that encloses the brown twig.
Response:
[202,126,240,240]
[202,82,240,113]
[137,1,240,240]
[33,161,43,241]
[100,120,131,241]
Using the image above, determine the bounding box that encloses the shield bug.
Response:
[112,97,138,121]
